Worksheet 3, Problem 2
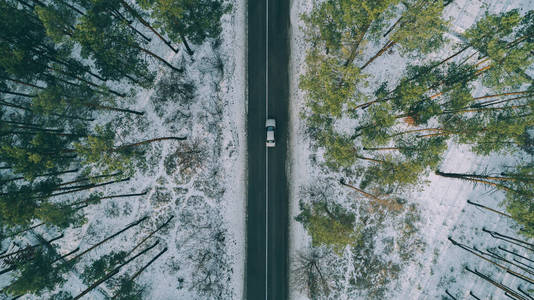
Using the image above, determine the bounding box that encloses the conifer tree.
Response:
[301,0,400,62]
[81,251,128,284]
[74,123,185,176]
[361,0,449,70]
[296,200,358,255]
[137,0,230,55]
[5,248,70,297]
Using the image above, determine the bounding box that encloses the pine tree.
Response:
[296,200,358,255]
[361,0,449,70]
[300,50,364,119]
[72,5,158,84]
[437,164,534,238]
[301,0,400,61]
[81,251,128,284]
[112,276,144,300]
[73,241,159,300]
[137,0,230,55]
[74,123,185,176]
[5,248,70,297]
[464,10,534,91]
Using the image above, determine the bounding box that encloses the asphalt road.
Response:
[246,0,290,298]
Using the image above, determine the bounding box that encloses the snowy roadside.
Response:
[219,0,247,298]
[288,0,534,299]
[288,0,315,299]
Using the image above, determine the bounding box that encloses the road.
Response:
[246,0,290,298]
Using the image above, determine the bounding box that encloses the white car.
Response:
[266,119,276,147]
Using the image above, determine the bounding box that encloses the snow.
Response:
[1,0,246,299]
[289,0,534,299]
[218,0,247,297]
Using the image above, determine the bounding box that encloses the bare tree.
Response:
[291,247,330,298]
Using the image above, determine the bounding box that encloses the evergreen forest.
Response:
[0,0,230,298]
[295,0,534,298]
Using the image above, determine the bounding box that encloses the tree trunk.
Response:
[383,17,402,38]
[466,200,512,218]
[127,216,174,256]
[69,192,147,207]
[109,8,152,43]
[1,130,86,138]
[46,56,107,82]
[482,228,534,248]
[443,103,529,114]
[389,128,444,138]
[513,258,534,272]
[0,168,78,184]
[2,124,63,132]
[472,90,532,101]
[73,241,159,300]
[123,73,142,85]
[417,132,452,138]
[5,222,45,239]
[45,177,130,199]
[0,119,43,127]
[484,248,534,277]
[464,266,529,300]
[475,95,532,108]
[67,216,148,263]
[57,0,85,16]
[339,179,383,202]
[43,73,119,98]
[50,67,124,97]
[56,172,120,188]
[343,24,371,67]
[0,89,36,97]
[498,246,534,265]
[121,247,167,290]
[180,34,194,56]
[517,286,534,300]
[445,290,457,300]
[436,45,471,68]
[459,51,478,66]
[0,99,95,121]
[15,0,34,9]
[355,155,386,164]
[0,237,68,276]
[360,40,397,70]
[0,77,45,90]
[137,46,182,72]
[436,171,526,182]
[435,171,515,193]
[118,0,178,53]
[0,234,63,260]
[449,237,534,286]
[469,291,482,300]
[356,46,473,111]
[363,147,405,151]
[113,136,186,152]
[353,96,395,110]
[83,103,144,115]
[484,231,534,253]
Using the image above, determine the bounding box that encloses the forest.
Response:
[0,0,232,299]
[294,0,534,299]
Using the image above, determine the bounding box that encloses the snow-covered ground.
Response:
[1,0,246,299]
[289,0,534,299]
